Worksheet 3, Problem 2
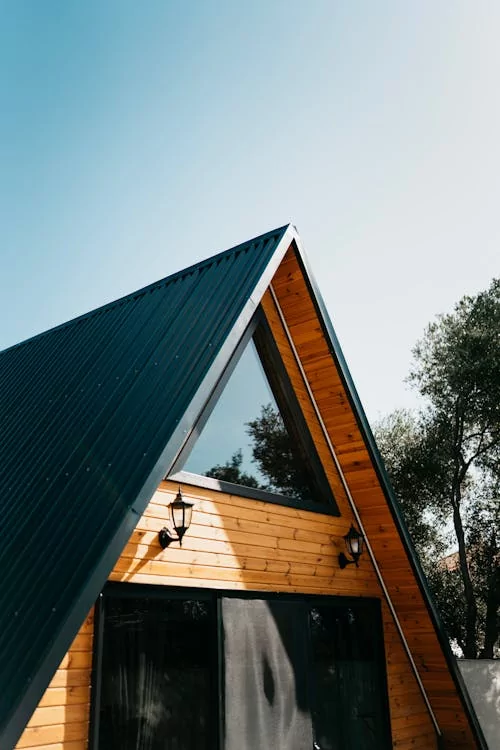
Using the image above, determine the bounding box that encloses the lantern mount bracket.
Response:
[159,527,182,548]
[338,551,360,569]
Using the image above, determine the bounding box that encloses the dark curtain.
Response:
[309,605,388,750]
[222,598,313,750]
[98,596,213,750]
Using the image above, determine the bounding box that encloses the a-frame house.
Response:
[0,225,486,749]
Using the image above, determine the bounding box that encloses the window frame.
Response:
[169,309,339,516]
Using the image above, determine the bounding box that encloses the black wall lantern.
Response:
[159,488,194,548]
[338,524,364,569]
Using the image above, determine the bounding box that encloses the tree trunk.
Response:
[452,498,478,658]
[479,555,500,658]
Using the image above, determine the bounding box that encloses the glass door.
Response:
[92,587,391,750]
[96,591,216,750]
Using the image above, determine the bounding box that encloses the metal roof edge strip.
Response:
[291,236,488,750]
[1,224,296,750]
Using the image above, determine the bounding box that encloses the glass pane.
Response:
[98,595,214,750]
[309,604,389,750]
[183,339,272,488]
[182,331,329,504]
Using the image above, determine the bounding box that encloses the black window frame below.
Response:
[89,583,393,750]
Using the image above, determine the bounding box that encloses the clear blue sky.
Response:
[1,1,499,423]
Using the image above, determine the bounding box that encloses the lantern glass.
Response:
[182,501,193,530]
[345,525,363,558]
[170,491,194,539]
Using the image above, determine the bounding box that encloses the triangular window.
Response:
[174,316,337,511]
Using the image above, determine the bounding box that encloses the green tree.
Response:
[466,480,499,658]
[376,278,500,658]
[374,410,447,559]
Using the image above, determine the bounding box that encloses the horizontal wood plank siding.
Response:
[15,611,93,750]
[111,481,379,593]
[110,479,438,749]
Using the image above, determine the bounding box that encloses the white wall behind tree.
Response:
[458,659,500,750]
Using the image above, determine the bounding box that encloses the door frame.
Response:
[89,583,393,750]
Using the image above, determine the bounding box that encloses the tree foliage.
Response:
[376,278,500,658]
[374,410,447,557]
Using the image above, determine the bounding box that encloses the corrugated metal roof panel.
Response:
[0,225,292,748]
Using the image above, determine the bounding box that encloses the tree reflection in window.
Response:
[205,403,317,503]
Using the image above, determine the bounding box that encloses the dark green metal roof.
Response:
[0,224,293,749]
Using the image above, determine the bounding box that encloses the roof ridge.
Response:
[0,224,291,357]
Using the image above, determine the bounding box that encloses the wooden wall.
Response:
[15,610,93,750]
[16,481,438,749]
[122,480,439,750]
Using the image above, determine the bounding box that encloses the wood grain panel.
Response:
[117,481,379,592]
[15,612,93,750]
[109,478,439,749]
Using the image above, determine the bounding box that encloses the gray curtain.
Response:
[222,598,313,750]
